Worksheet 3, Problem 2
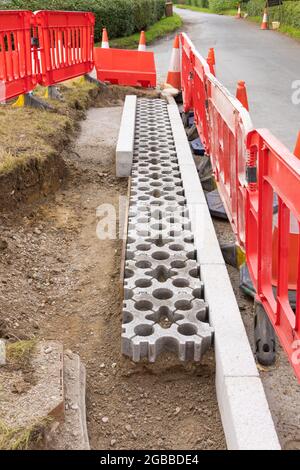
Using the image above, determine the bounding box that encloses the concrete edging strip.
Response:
[116,95,137,177]
[167,102,281,450]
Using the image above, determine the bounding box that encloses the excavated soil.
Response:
[0,106,226,450]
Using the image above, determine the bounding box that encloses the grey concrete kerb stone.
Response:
[116,95,137,177]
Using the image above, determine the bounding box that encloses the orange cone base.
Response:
[261,23,269,30]
[166,71,181,90]
[236,81,249,111]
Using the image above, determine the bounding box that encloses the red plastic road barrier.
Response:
[206,73,253,247]
[35,10,95,87]
[180,33,194,113]
[0,10,37,101]
[246,129,300,381]
[94,48,156,88]
[180,34,253,246]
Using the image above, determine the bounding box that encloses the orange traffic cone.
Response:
[166,35,181,90]
[261,8,269,30]
[236,3,242,19]
[206,48,215,76]
[208,48,215,65]
[101,28,109,48]
[294,131,300,158]
[236,80,249,111]
[138,31,146,51]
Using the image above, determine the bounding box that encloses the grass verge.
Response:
[0,416,52,450]
[6,340,36,365]
[0,340,51,449]
[176,4,300,41]
[0,78,97,175]
[98,14,183,49]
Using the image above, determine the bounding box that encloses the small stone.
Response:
[100,363,105,369]
[111,363,117,369]
[44,346,53,354]
[70,404,79,410]
[110,439,117,446]
[34,228,41,235]
[102,416,109,423]
[174,407,181,415]
[125,424,132,432]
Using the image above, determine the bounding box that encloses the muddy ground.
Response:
[0,105,226,450]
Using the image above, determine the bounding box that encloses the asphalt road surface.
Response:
[150,8,300,151]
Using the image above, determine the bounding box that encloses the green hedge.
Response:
[209,0,237,12]
[174,0,238,11]
[175,0,209,6]
[7,0,166,41]
[242,0,300,29]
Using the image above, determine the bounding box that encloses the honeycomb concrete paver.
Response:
[122,98,213,362]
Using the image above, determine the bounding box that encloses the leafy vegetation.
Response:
[7,0,166,41]
[242,0,300,30]
[176,0,300,40]
[107,14,183,49]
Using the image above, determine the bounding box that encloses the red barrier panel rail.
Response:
[35,10,95,87]
[94,48,156,88]
[246,129,300,381]
[180,33,194,113]
[0,10,37,101]
[192,49,211,155]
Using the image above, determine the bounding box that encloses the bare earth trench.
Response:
[0,106,225,450]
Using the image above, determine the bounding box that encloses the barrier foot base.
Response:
[18,93,54,110]
[174,91,183,104]
[46,85,62,101]
[254,301,276,367]
[182,111,189,128]
[240,264,297,309]
[205,189,228,220]
[182,111,194,129]
[84,74,105,86]
[221,243,245,269]
[187,123,198,141]
[239,263,256,298]
[191,137,205,156]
